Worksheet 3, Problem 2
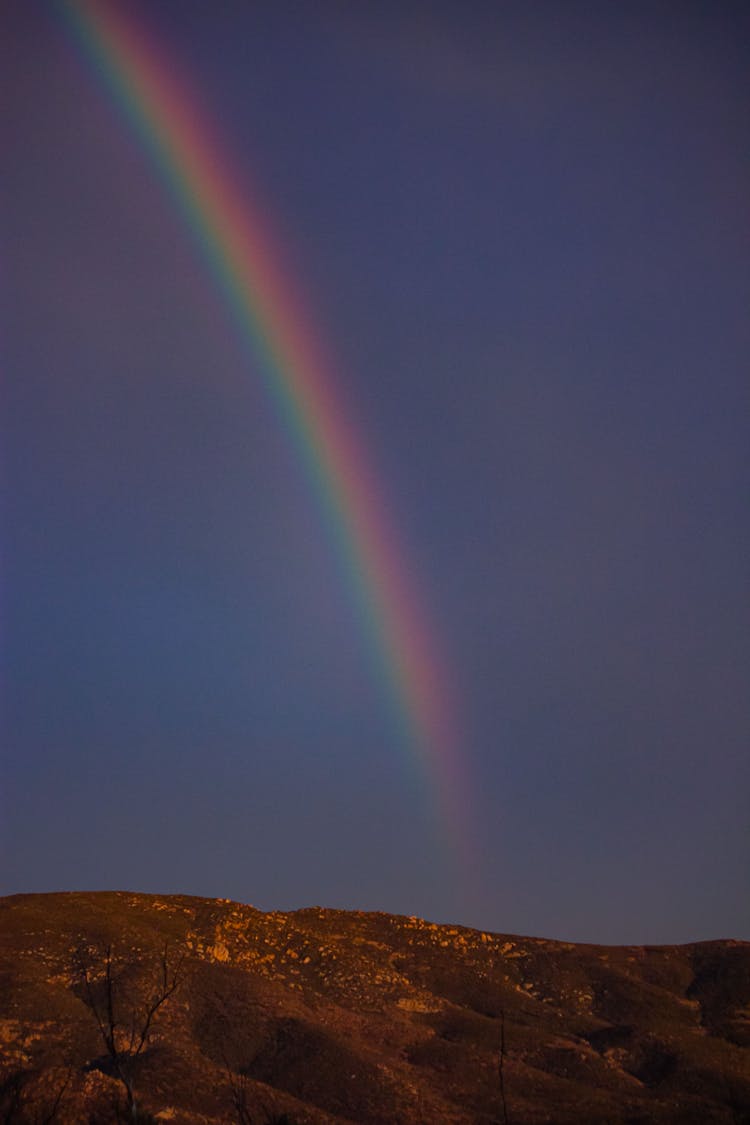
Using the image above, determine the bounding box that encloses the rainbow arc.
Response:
[61,0,471,861]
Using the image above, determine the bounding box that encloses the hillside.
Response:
[0,892,748,1123]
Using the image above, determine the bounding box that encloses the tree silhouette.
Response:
[0,1068,70,1125]
[74,941,182,1122]
[498,1008,510,1125]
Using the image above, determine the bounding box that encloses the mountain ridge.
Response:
[1,891,748,1123]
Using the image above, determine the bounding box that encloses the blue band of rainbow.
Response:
[59,0,472,864]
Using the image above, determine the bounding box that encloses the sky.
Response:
[1,0,748,945]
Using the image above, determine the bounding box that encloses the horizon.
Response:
[3,887,749,948]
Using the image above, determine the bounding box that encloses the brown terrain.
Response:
[0,891,748,1124]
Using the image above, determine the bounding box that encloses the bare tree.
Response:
[74,941,182,1122]
[222,1064,295,1125]
[0,1072,24,1125]
[224,1064,254,1125]
[215,1017,294,1125]
[498,1008,510,1125]
[0,1068,70,1125]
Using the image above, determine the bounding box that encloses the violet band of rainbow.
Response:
[59,0,473,864]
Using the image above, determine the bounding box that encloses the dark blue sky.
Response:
[2,1,748,943]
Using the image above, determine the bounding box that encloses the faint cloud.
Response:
[327,2,554,118]
[323,2,726,127]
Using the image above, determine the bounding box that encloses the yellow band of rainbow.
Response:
[60,0,472,865]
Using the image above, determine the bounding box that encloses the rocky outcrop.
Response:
[0,892,748,1123]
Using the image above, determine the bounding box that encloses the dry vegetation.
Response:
[1,892,749,1123]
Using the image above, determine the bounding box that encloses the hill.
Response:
[0,892,748,1123]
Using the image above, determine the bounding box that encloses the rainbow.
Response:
[59,0,471,859]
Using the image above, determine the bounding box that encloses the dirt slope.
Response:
[0,892,748,1123]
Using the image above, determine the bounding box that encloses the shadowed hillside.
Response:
[0,892,748,1123]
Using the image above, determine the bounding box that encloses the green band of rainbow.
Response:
[60,0,471,859]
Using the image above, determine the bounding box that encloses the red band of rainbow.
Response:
[60,0,472,866]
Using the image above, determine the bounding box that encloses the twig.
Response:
[498,1009,510,1125]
